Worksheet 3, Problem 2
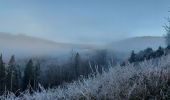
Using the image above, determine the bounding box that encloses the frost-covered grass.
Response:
[2,55,170,100]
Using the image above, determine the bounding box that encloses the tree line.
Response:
[0,55,40,95]
[128,46,167,63]
[0,50,113,96]
[44,50,115,88]
[128,16,170,64]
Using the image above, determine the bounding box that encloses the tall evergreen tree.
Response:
[34,62,40,90]
[23,59,34,91]
[74,53,80,78]
[0,54,6,94]
[129,50,136,63]
[6,55,20,92]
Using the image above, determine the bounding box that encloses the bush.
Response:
[2,54,170,99]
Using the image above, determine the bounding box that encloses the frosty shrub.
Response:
[1,55,170,100]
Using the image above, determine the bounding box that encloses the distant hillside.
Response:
[108,36,166,53]
[0,32,94,58]
[0,33,166,59]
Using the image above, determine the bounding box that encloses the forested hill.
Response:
[108,36,166,53]
[0,32,95,58]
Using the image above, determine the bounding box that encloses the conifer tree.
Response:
[23,59,34,91]
[74,53,80,78]
[34,62,40,90]
[129,50,136,63]
[0,54,6,94]
[6,55,20,92]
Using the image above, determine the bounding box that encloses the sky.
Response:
[0,0,170,44]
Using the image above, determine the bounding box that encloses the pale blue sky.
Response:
[0,0,170,44]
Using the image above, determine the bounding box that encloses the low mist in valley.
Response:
[0,0,170,100]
